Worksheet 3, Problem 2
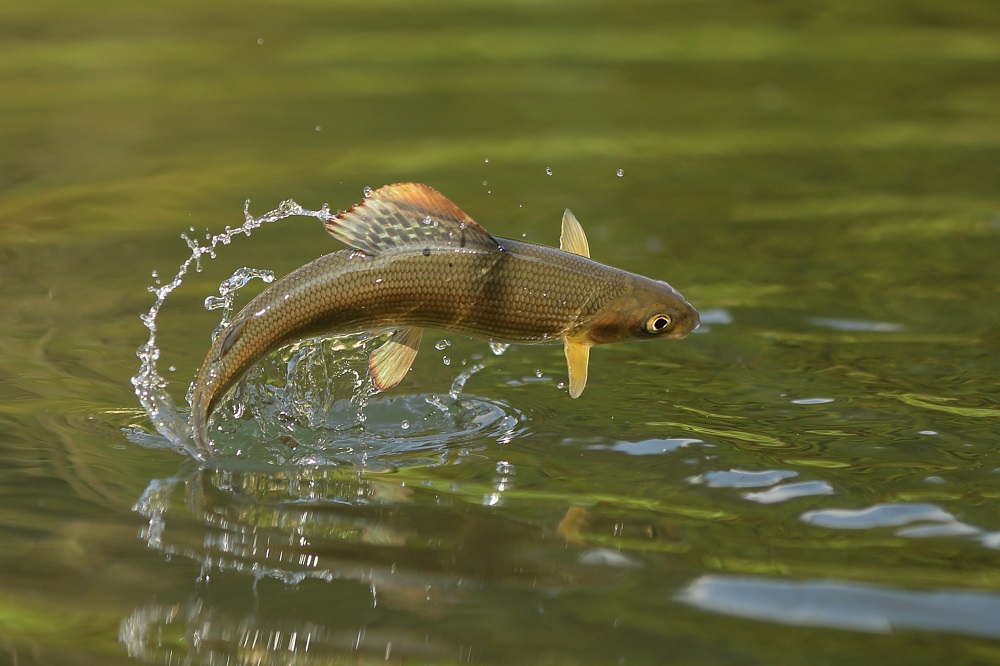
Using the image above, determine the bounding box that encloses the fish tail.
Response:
[187,384,213,456]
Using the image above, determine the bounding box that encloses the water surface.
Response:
[1,1,999,664]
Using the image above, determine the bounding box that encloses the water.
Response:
[1,1,1000,664]
[130,197,330,459]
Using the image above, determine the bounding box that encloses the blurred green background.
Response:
[1,1,999,664]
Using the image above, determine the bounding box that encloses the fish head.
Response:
[580,275,699,345]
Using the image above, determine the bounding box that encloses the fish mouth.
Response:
[669,308,700,339]
[654,280,700,338]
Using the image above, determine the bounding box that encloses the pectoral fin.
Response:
[369,327,423,391]
[563,339,591,398]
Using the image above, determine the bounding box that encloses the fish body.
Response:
[189,183,698,448]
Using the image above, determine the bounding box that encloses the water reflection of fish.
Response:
[190,183,698,448]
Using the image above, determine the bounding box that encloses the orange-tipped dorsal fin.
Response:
[325,183,501,255]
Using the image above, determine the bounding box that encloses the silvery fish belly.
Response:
[189,183,699,450]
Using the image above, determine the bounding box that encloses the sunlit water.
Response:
[118,194,1000,664]
[2,2,1000,664]
[122,198,537,663]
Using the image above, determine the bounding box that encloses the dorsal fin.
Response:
[325,183,501,255]
[560,209,590,258]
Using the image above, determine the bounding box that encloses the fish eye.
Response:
[644,314,673,334]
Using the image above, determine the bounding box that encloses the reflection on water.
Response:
[4,0,1000,661]
[802,502,992,542]
[123,423,632,664]
[124,462,474,662]
[678,575,1000,639]
[121,599,464,665]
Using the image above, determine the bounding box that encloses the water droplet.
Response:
[535,369,544,378]
[422,216,433,226]
[363,186,373,198]
[484,157,490,163]
[434,339,451,351]
[400,420,410,430]
[616,168,625,177]
[315,125,321,132]
[256,38,264,45]
[442,356,451,366]
[204,295,227,310]
[489,342,509,356]
[448,362,485,399]
[482,180,488,186]
[545,167,553,176]
[168,366,176,372]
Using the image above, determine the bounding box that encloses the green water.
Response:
[2,1,1000,664]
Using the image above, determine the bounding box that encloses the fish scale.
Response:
[189,183,698,451]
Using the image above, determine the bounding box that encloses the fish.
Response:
[189,183,699,448]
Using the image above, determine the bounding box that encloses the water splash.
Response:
[131,197,519,463]
[183,267,276,409]
[449,363,486,400]
[488,342,509,356]
[131,198,333,460]
[204,267,274,327]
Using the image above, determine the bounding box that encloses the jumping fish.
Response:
[189,183,699,448]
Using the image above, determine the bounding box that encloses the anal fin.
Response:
[369,327,423,391]
[563,339,592,398]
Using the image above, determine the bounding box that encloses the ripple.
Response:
[896,522,981,538]
[800,502,955,529]
[579,548,642,568]
[691,308,733,334]
[676,575,1000,639]
[689,468,797,489]
[589,437,702,456]
[790,397,835,405]
[808,317,906,332]
[216,392,526,469]
[744,480,835,504]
